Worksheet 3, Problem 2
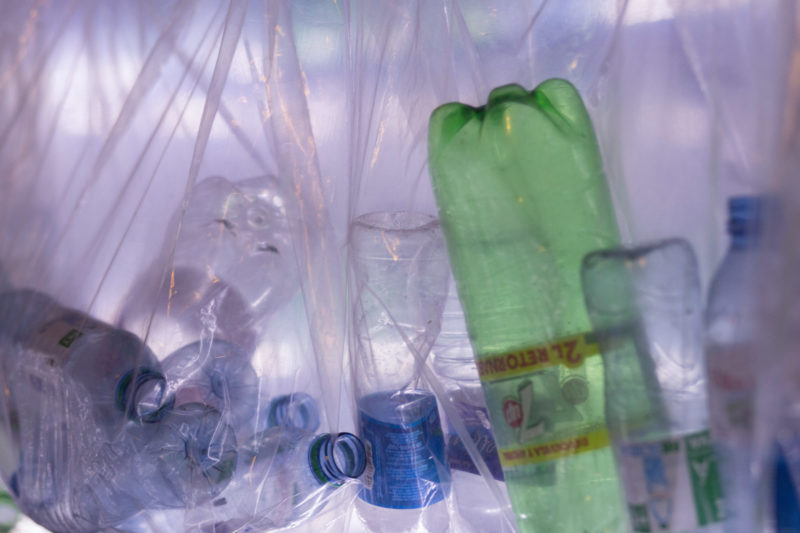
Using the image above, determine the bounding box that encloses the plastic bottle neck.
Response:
[308,432,366,485]
[116,368,174,423]
[268,393,320,432]
[727,196,762,250]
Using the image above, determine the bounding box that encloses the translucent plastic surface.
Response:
[0,1,793,532]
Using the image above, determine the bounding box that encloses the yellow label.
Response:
[498,427,610,467]
[477,332,600,383]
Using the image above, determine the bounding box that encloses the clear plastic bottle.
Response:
[205,429,365,532]
[705,196,763,532]
[349,212,451,533]
[138,403,238,509]
[583,238,724,533]
[120,175,299,359]
[26,403,238,532]
[161,339,259,433]
[431,277,512,533]
[0,290,188,531]
[0,289,171,430]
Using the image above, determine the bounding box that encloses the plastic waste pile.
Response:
[0,1,797,532]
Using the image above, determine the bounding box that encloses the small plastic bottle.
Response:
[138,403,238,508]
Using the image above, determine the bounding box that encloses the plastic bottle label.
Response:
[618,429,724,531]
[706,343,755,445]
[358,394,447,509]
[480,332,609,468]
[476,332,601,382]
[31,319,84,364]
[31,316,105,364]
[445,400,504,480]
[498,427,610,467]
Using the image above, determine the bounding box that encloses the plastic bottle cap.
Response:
[309,432,366,485]
[727,195,763,243]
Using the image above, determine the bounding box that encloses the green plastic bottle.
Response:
[428,79,624,533]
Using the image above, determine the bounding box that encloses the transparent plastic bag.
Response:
[0,1,794,532]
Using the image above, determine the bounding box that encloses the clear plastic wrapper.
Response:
[0,1,794,532]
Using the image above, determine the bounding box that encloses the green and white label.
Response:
[618,429,724,532]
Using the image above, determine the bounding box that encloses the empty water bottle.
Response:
[205,429,365,532]
[583,238,724,532]
[0,289,171,430]
[705,196,763,532]
[7,359,160,531]
[349,212,451,533]
[431,277,512,532]
[120,175,299,358]
[429,79,625,533]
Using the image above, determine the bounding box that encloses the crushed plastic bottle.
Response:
[0,290,204,531]
[349,211,451,533]
[138,402,238,509]
[120,175,299,358]
[582,238,724,532]
[428,79,624,533]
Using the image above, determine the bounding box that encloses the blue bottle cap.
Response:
[727,195,763,244]
[309,432,366,485]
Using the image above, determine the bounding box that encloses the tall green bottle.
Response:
[428,79,624,533]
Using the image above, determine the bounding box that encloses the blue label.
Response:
[358,390,448,509]
[445,400,504,480]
